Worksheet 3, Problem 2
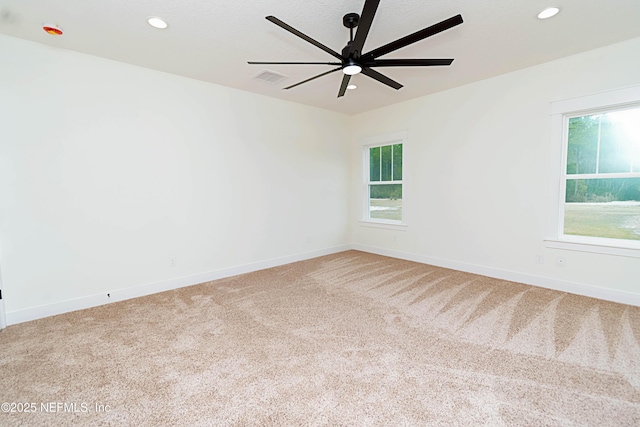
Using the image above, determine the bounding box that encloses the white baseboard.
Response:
[5,244,351,326]
[351,243,640,307]
[0,296,6,330]
[7,241,639,326]
[0,267,6,329]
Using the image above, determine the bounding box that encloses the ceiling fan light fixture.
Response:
[537,7,560,19]
[147,17,168,29]
[343,63,362,75]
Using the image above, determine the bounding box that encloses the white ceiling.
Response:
[1,0,640,115]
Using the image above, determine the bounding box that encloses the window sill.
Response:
[359,220,408,231]
[544,237,640,258]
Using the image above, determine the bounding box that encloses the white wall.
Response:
[0,35,350,321]
[350,37,640,304]
[3,33,640,325]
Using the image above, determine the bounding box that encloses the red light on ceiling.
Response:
[43,25,63,35]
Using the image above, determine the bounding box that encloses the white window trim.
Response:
[546,84,640,258]
[361,130,408,228]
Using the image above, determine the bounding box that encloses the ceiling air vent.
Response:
[253,70,288,85]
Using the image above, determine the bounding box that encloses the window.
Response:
[362,131,406,225]
[564,107,640,241]
[548,85,640,255]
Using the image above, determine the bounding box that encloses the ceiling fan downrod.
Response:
[343,12,360,43]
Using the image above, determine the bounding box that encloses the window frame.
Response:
[360,130,408,228]
[546,85,640,257]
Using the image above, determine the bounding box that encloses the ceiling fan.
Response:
[248,0,463,97]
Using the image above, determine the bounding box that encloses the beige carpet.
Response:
[1,250,639,426]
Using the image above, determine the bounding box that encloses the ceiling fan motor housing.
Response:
[342,43,355,59]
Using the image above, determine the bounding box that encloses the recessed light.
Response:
[147,17,168,29]
[537,7,560,19]
[347,84,357,90]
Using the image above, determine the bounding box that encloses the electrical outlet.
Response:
[556,256,566,268]
[170,258,177,267]
[535,255,545,264]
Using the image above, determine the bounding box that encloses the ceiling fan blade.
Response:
[362,14,463,60]
[361,67,403,90]
[266,16,343,61]
[337,74,352,98]
[362,58,454,67]
[248,61,342,65]
[350,0,380,56]
[283,67,342,90]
